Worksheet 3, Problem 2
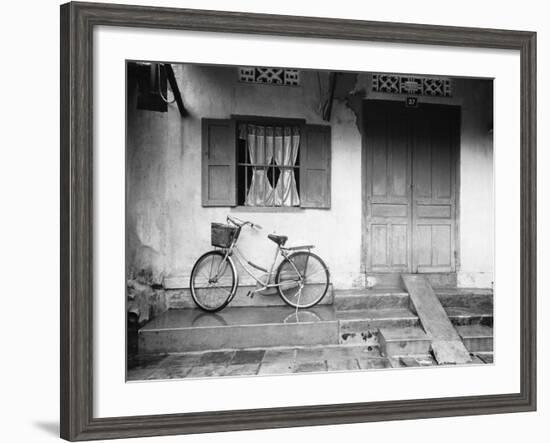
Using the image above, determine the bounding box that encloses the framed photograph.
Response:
[60,1,536,440]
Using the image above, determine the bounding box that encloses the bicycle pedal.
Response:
[246,291,253,298]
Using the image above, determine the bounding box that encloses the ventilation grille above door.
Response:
[372,74,452,97]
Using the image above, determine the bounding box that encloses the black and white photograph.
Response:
[126,61,495,381]
[1,0,545,440]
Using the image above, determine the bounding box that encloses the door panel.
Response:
[390,224,408,267]
[411,106,457,272]
[364,100,458,274]
[365,102,412,272]
[371,225,388,266]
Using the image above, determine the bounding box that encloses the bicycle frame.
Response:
[217,227,306,296]
[231,246,285,291]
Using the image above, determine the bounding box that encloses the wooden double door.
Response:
[364,100,460,274]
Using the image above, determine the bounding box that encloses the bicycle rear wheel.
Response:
[189,251,237,312]
[276,251,330,309]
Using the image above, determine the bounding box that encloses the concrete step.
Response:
[139,301,493,355]
[457,325,494,352]
[139,305,339,353]
[389,354,437,368]
[445,306,493,327]
[337,308,419,328]
[337,308,419,346]
[334,288,493,311]
[378,327,431,357]
[366,273,457,290]
[337,305,493,351]
[167,284,334,309]
[334,288,409,311]
[474,352,494,364]
[436,288,493,309]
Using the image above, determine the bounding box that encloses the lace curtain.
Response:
[240,124,300,207]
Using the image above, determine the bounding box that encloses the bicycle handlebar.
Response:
[227,215,262,230]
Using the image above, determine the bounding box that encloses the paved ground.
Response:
[127,345,494,381]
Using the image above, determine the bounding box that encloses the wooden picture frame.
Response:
[60,1,536,440]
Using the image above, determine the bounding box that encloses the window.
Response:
[202,117,331,209]
[237,124,301,207]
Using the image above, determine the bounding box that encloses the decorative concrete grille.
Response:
[238,67,300,86]
[372,74,452,97]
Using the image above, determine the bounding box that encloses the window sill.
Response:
[231,206,304,213]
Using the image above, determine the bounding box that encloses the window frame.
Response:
[232,115,307,210]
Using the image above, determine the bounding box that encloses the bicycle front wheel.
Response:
[189,251,237,312]
[276,251,330,309]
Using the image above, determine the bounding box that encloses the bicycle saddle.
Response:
[267,234,288,246]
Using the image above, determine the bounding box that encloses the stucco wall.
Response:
[456,79,494,288]
[127,65,493,289]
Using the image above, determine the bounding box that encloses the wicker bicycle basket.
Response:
[211,223,237,248]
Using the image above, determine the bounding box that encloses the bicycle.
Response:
[189,215,330,312]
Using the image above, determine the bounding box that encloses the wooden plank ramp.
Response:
[402,274,471,364]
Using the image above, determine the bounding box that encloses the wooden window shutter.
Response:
[300,124,331,208]
[201,118,237,207]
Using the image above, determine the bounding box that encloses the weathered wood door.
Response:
[364,100,459,273]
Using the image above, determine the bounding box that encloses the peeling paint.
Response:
[127,278,168,324]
